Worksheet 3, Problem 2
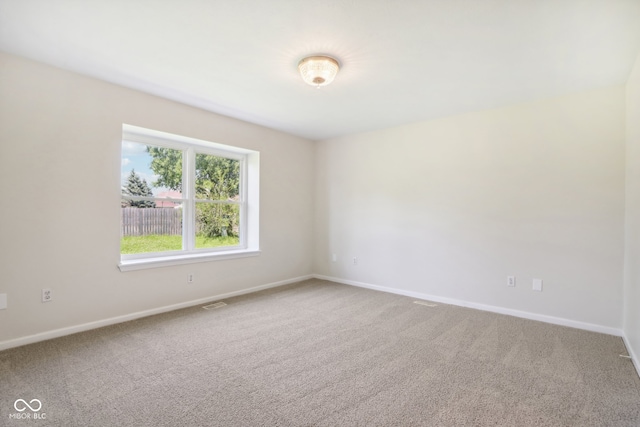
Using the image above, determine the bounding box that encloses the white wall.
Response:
[0,49,632,348]
[315,86,626,330]
[0,52,315,346]
[624,53,640,367]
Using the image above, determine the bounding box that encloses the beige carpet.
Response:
[1,278,639,426]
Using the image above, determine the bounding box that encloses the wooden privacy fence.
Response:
[121,207,182,237]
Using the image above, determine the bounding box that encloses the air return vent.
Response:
[414,300,437,307]
[203,302,227,310]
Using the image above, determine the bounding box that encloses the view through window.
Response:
[120,126,255,261]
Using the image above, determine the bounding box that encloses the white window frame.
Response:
[119,124,260,271]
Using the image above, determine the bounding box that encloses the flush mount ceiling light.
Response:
[298,55,340,87]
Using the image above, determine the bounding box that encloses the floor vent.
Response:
[414,300,437,307]
[203,301,227,310]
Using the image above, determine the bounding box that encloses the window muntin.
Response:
[119,125,257,266]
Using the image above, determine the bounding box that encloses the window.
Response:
[119,124,259,271]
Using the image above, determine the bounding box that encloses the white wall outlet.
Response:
[353,257,358,265]
[532,279,543,292]
[507,276,516,287]
[42,289,52,303]
[188,273,194,284]
[0,293,6,310]
[332,253,337,262]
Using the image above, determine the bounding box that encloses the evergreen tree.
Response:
[122,169,156,208]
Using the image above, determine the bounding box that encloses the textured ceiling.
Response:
[1,0,639,141]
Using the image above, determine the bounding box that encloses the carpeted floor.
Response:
[1,278,639,426]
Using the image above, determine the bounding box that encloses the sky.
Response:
[121,141,167,196]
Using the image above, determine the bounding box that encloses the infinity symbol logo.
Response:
[14,399,42,412]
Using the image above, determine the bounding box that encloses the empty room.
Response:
[1,1,640,425]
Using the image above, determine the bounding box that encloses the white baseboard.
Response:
[0,275,312,352]
[313,274,624,337]
[1,273,629,354]
[622,334,640,378]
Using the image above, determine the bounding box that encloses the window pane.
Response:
[195,202,240,248]
[121,200,184,254]
[195,153,240,201]
[121,141,183,199]
[121,141,184,255]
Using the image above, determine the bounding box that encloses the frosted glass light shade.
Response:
[298,56,340,87]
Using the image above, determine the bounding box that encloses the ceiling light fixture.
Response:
[298,55,340,87]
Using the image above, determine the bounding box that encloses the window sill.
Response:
[118,249,261,272]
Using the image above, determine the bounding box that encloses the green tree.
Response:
[194,153,240,238]
[146,147,240,238]
[194,153,239,200]
[122,169,155,208]
[146,146,183,191]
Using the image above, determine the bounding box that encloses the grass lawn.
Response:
[121,234,240,254]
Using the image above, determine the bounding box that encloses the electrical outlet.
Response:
[332,254,337,262]
[532,279,543,292]
[353,257,358,265]
[42,289,52,303]
[507,276,516,287]
[188,273,194,284]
